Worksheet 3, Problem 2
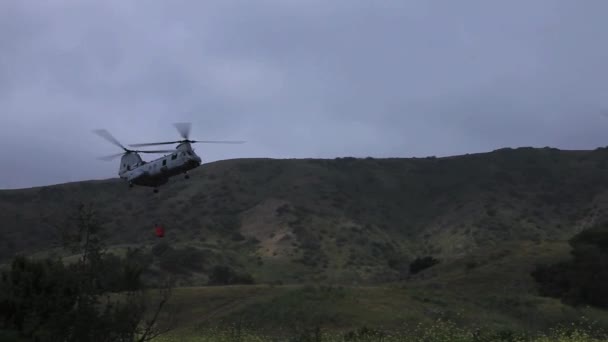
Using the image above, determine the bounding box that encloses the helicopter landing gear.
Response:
[153,188,159,193]
[184,172,190,180]
[129,182,134,188]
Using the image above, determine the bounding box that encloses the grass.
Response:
[6,223,608,340]
[138,236,608,338]
[152,319,608,341]
[143,281,608,341]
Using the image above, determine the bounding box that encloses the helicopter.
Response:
[94,123,244,193]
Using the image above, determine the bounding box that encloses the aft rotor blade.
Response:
[97,152,125,161]
[93,129,126,150]
[174,122,191,140]
[192,140,246,144]
[129,141,181,147]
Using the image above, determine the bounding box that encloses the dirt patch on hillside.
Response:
[240,198,296,257]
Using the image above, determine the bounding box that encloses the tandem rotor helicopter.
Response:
[94,123,244,193]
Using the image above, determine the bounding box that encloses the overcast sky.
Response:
[2,0,608,189]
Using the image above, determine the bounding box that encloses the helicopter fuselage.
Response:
[119,143,202,188]
[94,123,242,192]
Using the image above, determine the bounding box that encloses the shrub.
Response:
[151,241,171,256]
[532,223,608,308]
[231,232,246,241]
[208,265,254,286]
[0,204,172,341]
[158,246,206,275]
[410,256,440,275]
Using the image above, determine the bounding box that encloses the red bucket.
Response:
[155,226,165,238]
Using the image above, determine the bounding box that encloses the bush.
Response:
[410,256,440,275]
[215,215,241,232]
[532,223,608,308]
[343,326,386,341]
[158,246,206,275]
[0,204,173,341]
[207,265,255,286]
[151,241,171,256]
[231,232,246,241]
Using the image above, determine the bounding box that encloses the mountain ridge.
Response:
[2,146,596,191]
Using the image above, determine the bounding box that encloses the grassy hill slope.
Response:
[3,147,608,286]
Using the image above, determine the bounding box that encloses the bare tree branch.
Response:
[137,280,176,342]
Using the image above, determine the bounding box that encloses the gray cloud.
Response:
[1,0,608,188]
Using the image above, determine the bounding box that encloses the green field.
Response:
[148,283,608,341]
[130,240,608,340]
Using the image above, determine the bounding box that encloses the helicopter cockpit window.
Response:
[171,154,177,160]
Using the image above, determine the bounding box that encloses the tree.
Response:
[532,223,608,308]
[0,203,174,341]
[409,256,440,275]
[207,265,254,286]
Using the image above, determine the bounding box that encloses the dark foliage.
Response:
[532,223,608,308]
[214,215,241,232]
[231,232,246,241]
[207,265,254,286]
[151,241,171,257]
[0,204,171,341]
[0,256,78,339]
[343,326,386,341]
[158,246,206,275]
[409,256,440,275]
[385,249,410,279]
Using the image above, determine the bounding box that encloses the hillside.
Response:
[2,146,608,286]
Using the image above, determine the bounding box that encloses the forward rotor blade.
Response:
[137,149,175,154]
[97,152,125,161]
[129,141,182,147]
[174,122,192,140]
[192,140,246,144]
[93,129,126,150]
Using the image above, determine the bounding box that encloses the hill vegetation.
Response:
[3,147,608,285]
[2,147,608,339]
